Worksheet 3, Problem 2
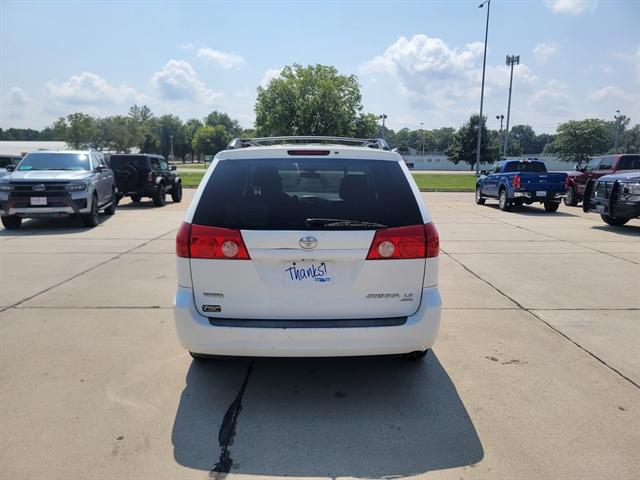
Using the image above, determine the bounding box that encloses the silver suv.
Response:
[0,150,116,229]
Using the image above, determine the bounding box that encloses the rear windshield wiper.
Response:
[305,218,387,228]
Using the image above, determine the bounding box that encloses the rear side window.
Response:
[193,158,423,230]
[619,155,640,170]
[599,156,613,169]
[110,155,150,169]
[504,161,547,173]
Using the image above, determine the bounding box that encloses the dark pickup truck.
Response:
[564,154,640,206]
[583,171,640,226]
[476,159,567,212]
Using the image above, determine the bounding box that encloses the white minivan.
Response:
[174,137,441,360]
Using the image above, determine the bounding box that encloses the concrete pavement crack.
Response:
[444,251,639,389]
[210,360,255,479]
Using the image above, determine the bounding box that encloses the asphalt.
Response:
[0,192,638,480]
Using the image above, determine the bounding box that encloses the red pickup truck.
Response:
[564,154,640,206]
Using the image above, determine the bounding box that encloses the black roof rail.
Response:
[226,136,391,151]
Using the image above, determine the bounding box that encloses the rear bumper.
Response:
[173,286,441,357]
[513,191,564,201]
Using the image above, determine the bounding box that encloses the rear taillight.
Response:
[424,222,439,258]
[366,223,438,260]
[513,174,521,190]
[564,174,569,190]
[175,222,250,260]
[148,171,156,183]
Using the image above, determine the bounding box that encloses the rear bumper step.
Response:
[208,317,407,328]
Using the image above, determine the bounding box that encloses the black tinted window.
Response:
[619,155,640,170]
[504,161,547,173]
[110,155,151,169]
[599,156,613,169]
[193,158,423,230]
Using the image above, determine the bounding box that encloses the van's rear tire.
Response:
[1,215,22,230]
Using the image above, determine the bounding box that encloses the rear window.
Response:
[503,161,547,173]
[192,158,423,230]
[619,155,640,170]
[110,155,151,169]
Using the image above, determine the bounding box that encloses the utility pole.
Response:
[475,0,491,176]
[613,109,621,153]
[379,114,388,140]
[170,134,174,160]
[420,122,425,156]
[496,114,504,156]
[503,54,520,155]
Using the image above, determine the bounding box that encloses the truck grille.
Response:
[9,182,70,196]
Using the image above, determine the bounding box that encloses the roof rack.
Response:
[226,136,391,151]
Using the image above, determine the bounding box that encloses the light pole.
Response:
[613,109,621,153]
[170,134,174,160]
[420,122,426,156]
[475,0,491,176]
[379,113,388,140]
[496,114,504,156]
[503,54,520,155]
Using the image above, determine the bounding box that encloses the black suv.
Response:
[109,154,182,206]
[583,171,640,226]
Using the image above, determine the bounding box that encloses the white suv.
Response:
[174,137,441,359]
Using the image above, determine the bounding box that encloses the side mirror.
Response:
[94,165,106,173]
[480,170,487,175]
[170,165,177,171]
[6,165,15,172]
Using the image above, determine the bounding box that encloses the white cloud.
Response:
[533,42,558,63]
[151,59,223,103]
[178,42,196,52]
[5,87,31,106]
[44,72,143,106]
[259,68,282,88]
[587,85,637,104]
[529,80,573,116]
[196,47,245,69]
[544,0,597,15]
[360,34,536,114]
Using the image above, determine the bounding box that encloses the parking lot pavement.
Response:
[1,191,639,479]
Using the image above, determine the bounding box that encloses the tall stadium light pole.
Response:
[420,122,426,155]
[475,0,491,176]
[496,114,504,155]
[613,109,621,153]
[503,55,520,155]
[379,113,388,139]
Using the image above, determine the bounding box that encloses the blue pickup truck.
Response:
[476,159,567,212]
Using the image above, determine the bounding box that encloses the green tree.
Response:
[191,125,231,157]
[154,115,186,159]
[509,125,537,154]
[621,124,640,153]
[255,64,364,136]
[552,119,612,165]
[184,118,204,162]
[54,113,98,149]
[205,111,242,136]
[353,113,380,138]
[445,114,497,169]
[430,127,456,153]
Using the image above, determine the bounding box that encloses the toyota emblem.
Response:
[299,236,318,250]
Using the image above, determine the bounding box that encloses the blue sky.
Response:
[1,0,638,133]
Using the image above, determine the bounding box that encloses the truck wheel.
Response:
[104,191,117,215]
[563,186,578,206]
[475,186,485,205]
[1,215,22,230]
[152,184,166,207]
[131,195,142,203]
[601,214,630,226]
[544,201,560,212]
[81,194,99,227]
[498,189,511,212]
[171,182,183,203]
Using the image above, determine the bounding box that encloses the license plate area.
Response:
[536,191,547,197]
[283,261,333,287]
[30,197,47,206]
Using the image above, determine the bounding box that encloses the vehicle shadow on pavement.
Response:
[172,352,484,477]
[0,215,113,235]
[592,224,640,235]
[482,203,577,217]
